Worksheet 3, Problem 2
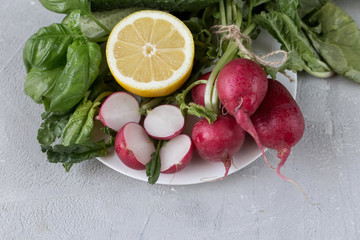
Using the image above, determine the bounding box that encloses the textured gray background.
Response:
[1,0,359,239]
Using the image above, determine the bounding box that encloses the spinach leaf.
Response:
[38,112,70,146]
[23,11,84,72]
[254,11,332,77]
[303,3,360,83]
[39,94,114,171]
[39,0,91,15]
[46,140,111,171]
[44,40,102,114]
[265,0,301,29]
[299,0,329,18]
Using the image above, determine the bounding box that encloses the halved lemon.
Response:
[106,10,195,97]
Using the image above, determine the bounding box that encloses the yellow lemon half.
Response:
[106,10,195,97]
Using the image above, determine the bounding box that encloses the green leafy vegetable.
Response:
[302,3,360,82]
[37,112,71,146]
[60,97,99,145]
[254,11,333,77]
[298,0,329,18]
[43,40,102,114]
[265,0,301,29]
[23,11,90,105]
[39,93,114,171]
[23,11,84,72]
[146,140,163,184]
[24,67,63,104]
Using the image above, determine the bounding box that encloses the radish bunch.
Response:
[97,58,306,186]
[191,58,306,184]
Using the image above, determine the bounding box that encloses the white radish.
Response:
[115,122,155,170]
[97,92,141,131]
[144,105,185,140]
[160,134,193,174]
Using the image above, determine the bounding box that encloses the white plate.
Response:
[97,30,297,185]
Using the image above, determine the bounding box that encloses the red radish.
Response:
[191,72,211,106]
[97,92,141,131]
[216,58,271,168]
[144,105,184,140]
[251,79,305,181]
[192,115,245,178]
[115,122,155,170]
[160,134,194,174]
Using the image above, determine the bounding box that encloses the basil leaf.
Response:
[303,3,360,83]
[39,0,91,15]
[24,67,63,104]
[23,24,73,72]
[44,40,102,114]
[23,11,84,72]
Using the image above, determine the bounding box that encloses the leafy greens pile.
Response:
[24,0,360,171]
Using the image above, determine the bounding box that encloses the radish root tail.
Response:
[277,148,320,206]
[222,154,232,178]
[235,110,275,169]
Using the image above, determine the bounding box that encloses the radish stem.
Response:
[94,91,113,103]
[139,97,165,115]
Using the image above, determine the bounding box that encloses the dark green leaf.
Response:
[23,11,84,72]
[299,0,329,18]
[60,95,95,146]
[146,140,163,184]
[44,40,102,114]
[62,163,73,172]
[38,93,114,169]
[46,140,112,164]
[23,24,72,72]
[37,112,70,146]
[304,3,360,82]
[24,67,63,104]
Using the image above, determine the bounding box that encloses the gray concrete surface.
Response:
[1,0,359,239]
